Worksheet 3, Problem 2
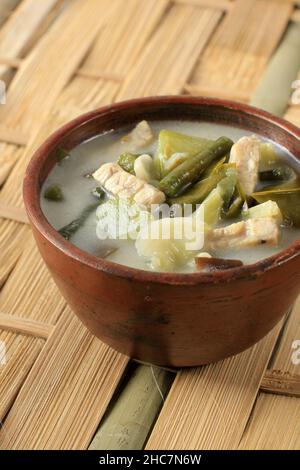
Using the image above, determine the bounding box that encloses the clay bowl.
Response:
[23,96,300,367]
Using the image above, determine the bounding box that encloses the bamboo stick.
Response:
[0,204,28,224]
[89,365,174,450]
[0,312,53,339]
[173,0,233,10]
[250,22,300,116]
[260,370,300,398]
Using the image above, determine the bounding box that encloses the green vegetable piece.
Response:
[259,143,280,170]
[118,153,139,174]
[159,137,234,198]
[57,148,69,163]
[155,130,213,178]
[59,203,99,240]
[200,172,237,227]
[252,188,300,227]
[168,163,235,208]
[259,165,296,182]
[91,186,105,200]
[44,185,64,201]
[224,194,244,219]
[242,200,282,223]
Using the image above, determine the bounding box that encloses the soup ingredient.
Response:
[155,129,212,177]
[201,172,237,227]
[195,256,243,271]
[229,135,260,196]
[208,218,280,249]
[117,152,138,174]
[134,154,156,182]
[96,197,151,240]
[57,148,69,163]
[159,137,234,197]
[92,162,165,209]
[91,187,106,200]
[243,200,282,222]
[252,187,300,227]
[44,185,64,201]
[168,163,235,207]
[59,202,99,240]
[259,165,296,182]
[259,142,280,169]
[135,211,205,272]
[121,120,153,149]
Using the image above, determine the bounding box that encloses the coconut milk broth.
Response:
[41,121,300,272]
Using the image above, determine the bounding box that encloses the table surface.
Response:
[0,0,299,450]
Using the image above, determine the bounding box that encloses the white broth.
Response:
[41,121,300,272]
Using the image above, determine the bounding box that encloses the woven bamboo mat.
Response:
[0,0,299,450]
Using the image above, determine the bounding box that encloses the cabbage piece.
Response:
[96,197,151,241]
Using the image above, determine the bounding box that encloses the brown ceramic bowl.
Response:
[23,96,300,367]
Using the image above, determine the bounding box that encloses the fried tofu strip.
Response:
[93,162,165,209]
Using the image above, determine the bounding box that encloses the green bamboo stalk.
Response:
[251,21,300,116]
[89,364,174,450]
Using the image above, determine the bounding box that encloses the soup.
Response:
[41,120,300,273]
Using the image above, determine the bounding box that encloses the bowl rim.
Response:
[23,95,300,285]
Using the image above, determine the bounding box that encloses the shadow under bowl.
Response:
[23,96,300,367]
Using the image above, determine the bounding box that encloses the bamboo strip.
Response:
[0,0,63,85]
[0,144,23,186]
[76,68,122,83]
[238,395,300,449]
[0,0,118,138]
[117,3,222,99]
[292,9,300,22]
[80,0,170,79]
[260,370,300,398]
[0,331,43,421]
[238,298,300,448]
[0,238,65,324]
[89,365,174,450]
[0,1,21,28]
[0,220,29,288]
[0,125,28,146]
[0,204,28,224]
[0,313,53,339]
[189,0,292,100]
[184,83,250,102]
[250,22,300,116]
[0,310,129,449]
[173,0,233,9]
[146,322,283,450]
[0,57,21,68]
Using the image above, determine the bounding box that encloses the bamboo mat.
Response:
[0,0,299,450]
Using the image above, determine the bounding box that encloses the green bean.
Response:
[44,185,64,201]
[159,137,234,197]
[168,163,234,207]
[117,152,139,174]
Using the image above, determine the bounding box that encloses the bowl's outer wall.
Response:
[24,97,300,366]
[32,225,300,366]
